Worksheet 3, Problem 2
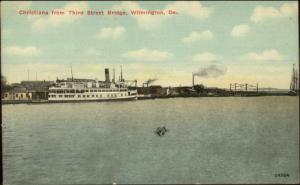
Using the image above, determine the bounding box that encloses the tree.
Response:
[1,75,12,97]
[1,75,7,87]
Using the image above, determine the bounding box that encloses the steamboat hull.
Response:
[2,96,137,105]
[48,96,137,103]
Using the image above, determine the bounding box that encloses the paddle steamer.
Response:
[48,68,137,102]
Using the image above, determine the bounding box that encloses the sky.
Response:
[1,1,298,89]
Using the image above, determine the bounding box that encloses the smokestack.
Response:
[112,68,115,83]
[105,68,110,83]
[192,73,195,87]
[120,65,123,82]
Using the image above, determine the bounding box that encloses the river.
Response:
[2,96,299,184]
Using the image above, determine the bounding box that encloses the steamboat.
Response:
[48,68,138,102]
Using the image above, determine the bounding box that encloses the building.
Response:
[20,81,54,100]
[2,81,54,101]
[3,87,32,100]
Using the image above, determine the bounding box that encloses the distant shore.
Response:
[2,94,298,105]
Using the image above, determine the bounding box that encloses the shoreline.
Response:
[1,94,298,105]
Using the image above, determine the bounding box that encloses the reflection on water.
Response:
[2,97,299,184]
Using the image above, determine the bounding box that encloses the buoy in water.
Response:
[155,126,168,136]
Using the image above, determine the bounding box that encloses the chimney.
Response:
[192,73,194,87]
[105,68,110,82]
[112,68,115,83]
[120,65,123,82]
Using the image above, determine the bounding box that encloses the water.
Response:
[2,96,299,184]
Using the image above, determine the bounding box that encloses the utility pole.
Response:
[27,69,29,81]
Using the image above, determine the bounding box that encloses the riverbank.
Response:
[2,93,298,105]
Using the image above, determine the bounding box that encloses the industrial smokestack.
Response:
[105,68,110,82]
[192,73,195,87]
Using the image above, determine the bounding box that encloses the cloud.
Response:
[32,2,89,30]
[192,52,220,62]
[280,2,298,17]
[250,2,298,23]
[231,24,250,37]
[112,1,212,30]
[183,30,214,43]
[123,48,173,62]
[2,29,12,37]
[84,48,101,56]
[112,2,165,30]
[3,46,41,56]
[15,1,32,8]
[95,26,125,40]
[165,1,213,19]
[242,49,283,61]
[2,1,32,9]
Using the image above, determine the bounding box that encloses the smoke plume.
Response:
[194,61,227,78]
[145,78,157,84]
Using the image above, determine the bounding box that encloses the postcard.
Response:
[1,1,299,184]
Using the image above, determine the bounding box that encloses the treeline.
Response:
[1,75,13,97]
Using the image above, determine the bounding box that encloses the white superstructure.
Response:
[48,67,137,102]
[48,80,137,102]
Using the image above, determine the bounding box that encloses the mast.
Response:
[296,68,299,92]
[120,65,123,82]
[70,63,74,81]
[290,64,296,91]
